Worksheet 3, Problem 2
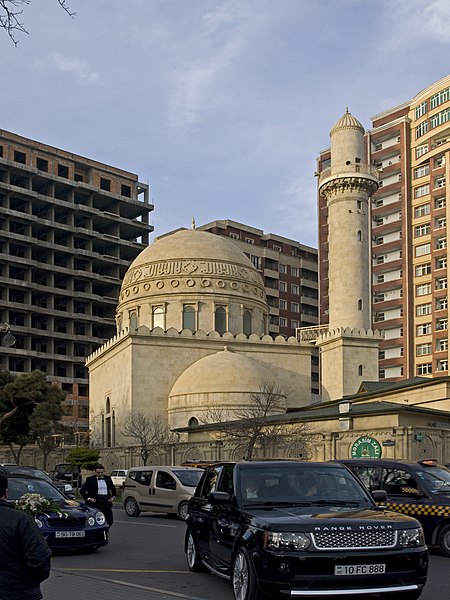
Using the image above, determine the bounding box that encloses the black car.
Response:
[6,474,109,551]
[185,461,428,600]
[1,464,76,498]
[333,458,450,557]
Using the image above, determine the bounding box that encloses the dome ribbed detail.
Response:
[331,109,364,134]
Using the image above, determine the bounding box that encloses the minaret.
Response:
[316,110,382,403]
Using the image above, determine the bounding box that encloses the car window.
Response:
[415,467,450,494]
[111,471,118,477]
[381,468,420,496]
[129,470,153,486]
[156,471,176,490]
[218,464,234,495]
[349,466,380,491]
[172,469,203,487]
[8,478,64,501]
[197,466,223,499]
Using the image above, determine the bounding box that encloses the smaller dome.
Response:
[169,347,272,398]
[331,109,364,134]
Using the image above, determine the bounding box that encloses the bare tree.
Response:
[203,381,312,460]
[121,412,175,466]
[0,0,75,45]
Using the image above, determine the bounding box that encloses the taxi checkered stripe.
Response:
[385,502,450,517]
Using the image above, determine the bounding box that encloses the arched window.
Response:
[215,306,227,334]
[358,365,363,376]
[357,230,363,242]
[153,306,165,329]
[105,397,110,413]
[358,299,363,311]
[130,312,138,330]
[188,417,199,427]
[243,310,252,335]
[182,305,196,331]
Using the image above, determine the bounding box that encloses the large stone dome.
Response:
[168,347,284,428]
[117,228,269,336]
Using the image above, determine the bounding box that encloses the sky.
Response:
[1,0,450,248]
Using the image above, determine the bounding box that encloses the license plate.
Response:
[55,531,86,538]
[335,564,385,576]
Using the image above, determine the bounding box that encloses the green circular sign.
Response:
[351,436,382,458]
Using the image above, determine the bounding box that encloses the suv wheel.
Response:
[438,523,450,557]
[178,501,189,521]
[186,529,206,572]
[232,547,263,600]
[124,497,141,517]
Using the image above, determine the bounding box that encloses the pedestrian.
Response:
[80,463,116,526]
[0,472,51,600]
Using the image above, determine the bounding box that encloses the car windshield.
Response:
[415,467,450,494]
[8,467,53,483]
[173,469,203,487]
[7,477,66,502]
[239,464,373,507]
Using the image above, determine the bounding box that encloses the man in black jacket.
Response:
[80,463,116,526]
[0,473,51,600]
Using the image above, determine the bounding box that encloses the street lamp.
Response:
[0,322,15,347]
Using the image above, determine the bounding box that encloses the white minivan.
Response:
[122,465,204,520]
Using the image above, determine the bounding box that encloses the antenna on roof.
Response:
[191,217,196,230]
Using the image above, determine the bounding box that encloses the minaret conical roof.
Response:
[331,109,364,134]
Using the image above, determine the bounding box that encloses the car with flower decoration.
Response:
[5,473,109,551]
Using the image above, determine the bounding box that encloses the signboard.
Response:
[351,436,382,458]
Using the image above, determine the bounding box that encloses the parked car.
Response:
[6,474,109,551]
[185,460,428,600]
[333,458,450,557]
[52,463,82,487]
[110,469,128,489]
[0,464,75,498]
[122,465,204,520]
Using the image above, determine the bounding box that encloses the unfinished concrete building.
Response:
[0,129,153,433]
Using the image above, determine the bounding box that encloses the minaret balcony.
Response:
[318,163,379,189]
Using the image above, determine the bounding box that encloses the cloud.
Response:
[34,52,105,85]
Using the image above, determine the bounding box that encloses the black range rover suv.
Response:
[185,461,428,600]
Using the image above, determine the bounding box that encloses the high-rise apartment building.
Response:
[0,129,153,431]
[199,219,320,396]
[318,75,450,382]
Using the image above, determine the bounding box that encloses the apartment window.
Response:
[243,310,252,336]
[291,302,300,313]
[374,236,384,246]
[374,312,385,322]
[291,284,299,295]
[436,277,448,290]
[415,101,427,119]
[250,255,261,270]
[376,255,385,264]
[414,184,430,198]
[416,303,432,316]
[273,245,281,251]
[437,298,448,310]
[415,263,431,276]
[374,293,385,303]
[379,369,386,379]
[414,164,430,178]
[291,266,299,277]
[182,305,196,331]
[417,363,432,375]
[229,232,239,240]
[279,281,287,292]
[279,299,287,310]
[374,216,384,226]
[14,150,26,164]
[417,323,432,336]
[435,196,446,209]
[435,255,446,269]
[36,158,48,172]
[437,338,448,351]
[435,176,446,189]
[430,86,450,109]
[416,283,431,296]
[379,350,386,360]
[436,216,446,228]
[415,121,429,138]
[415,243,430,257]
[430,107,450,129]
[375,198,384,208]
[291,319,300,329]
[436,237,447,250]
[416,343,432,356]
[58,164,69,178]
[414,204,430,217]
[415,224,430,237]
[434,156,446,168]
[245,237,255,244]
[279,317,287,327]
[279,263,287,274]
[376,274,384,283]
[436,318,448,331]
[437,359,448,372]
[100,178,111,191]
[416,143,428,158]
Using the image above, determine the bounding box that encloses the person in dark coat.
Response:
[80,463,116,526]
[0,473,52,600]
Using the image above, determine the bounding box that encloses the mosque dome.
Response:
[117,228,269,336]
[331,109,364,134]
[168,347,285,428]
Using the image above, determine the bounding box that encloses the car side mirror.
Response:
[372,489,387,503]
[209,491,231,504]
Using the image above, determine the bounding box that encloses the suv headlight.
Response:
[96,511,106,525]
[398,527,425,548]
[265,531,311,550]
